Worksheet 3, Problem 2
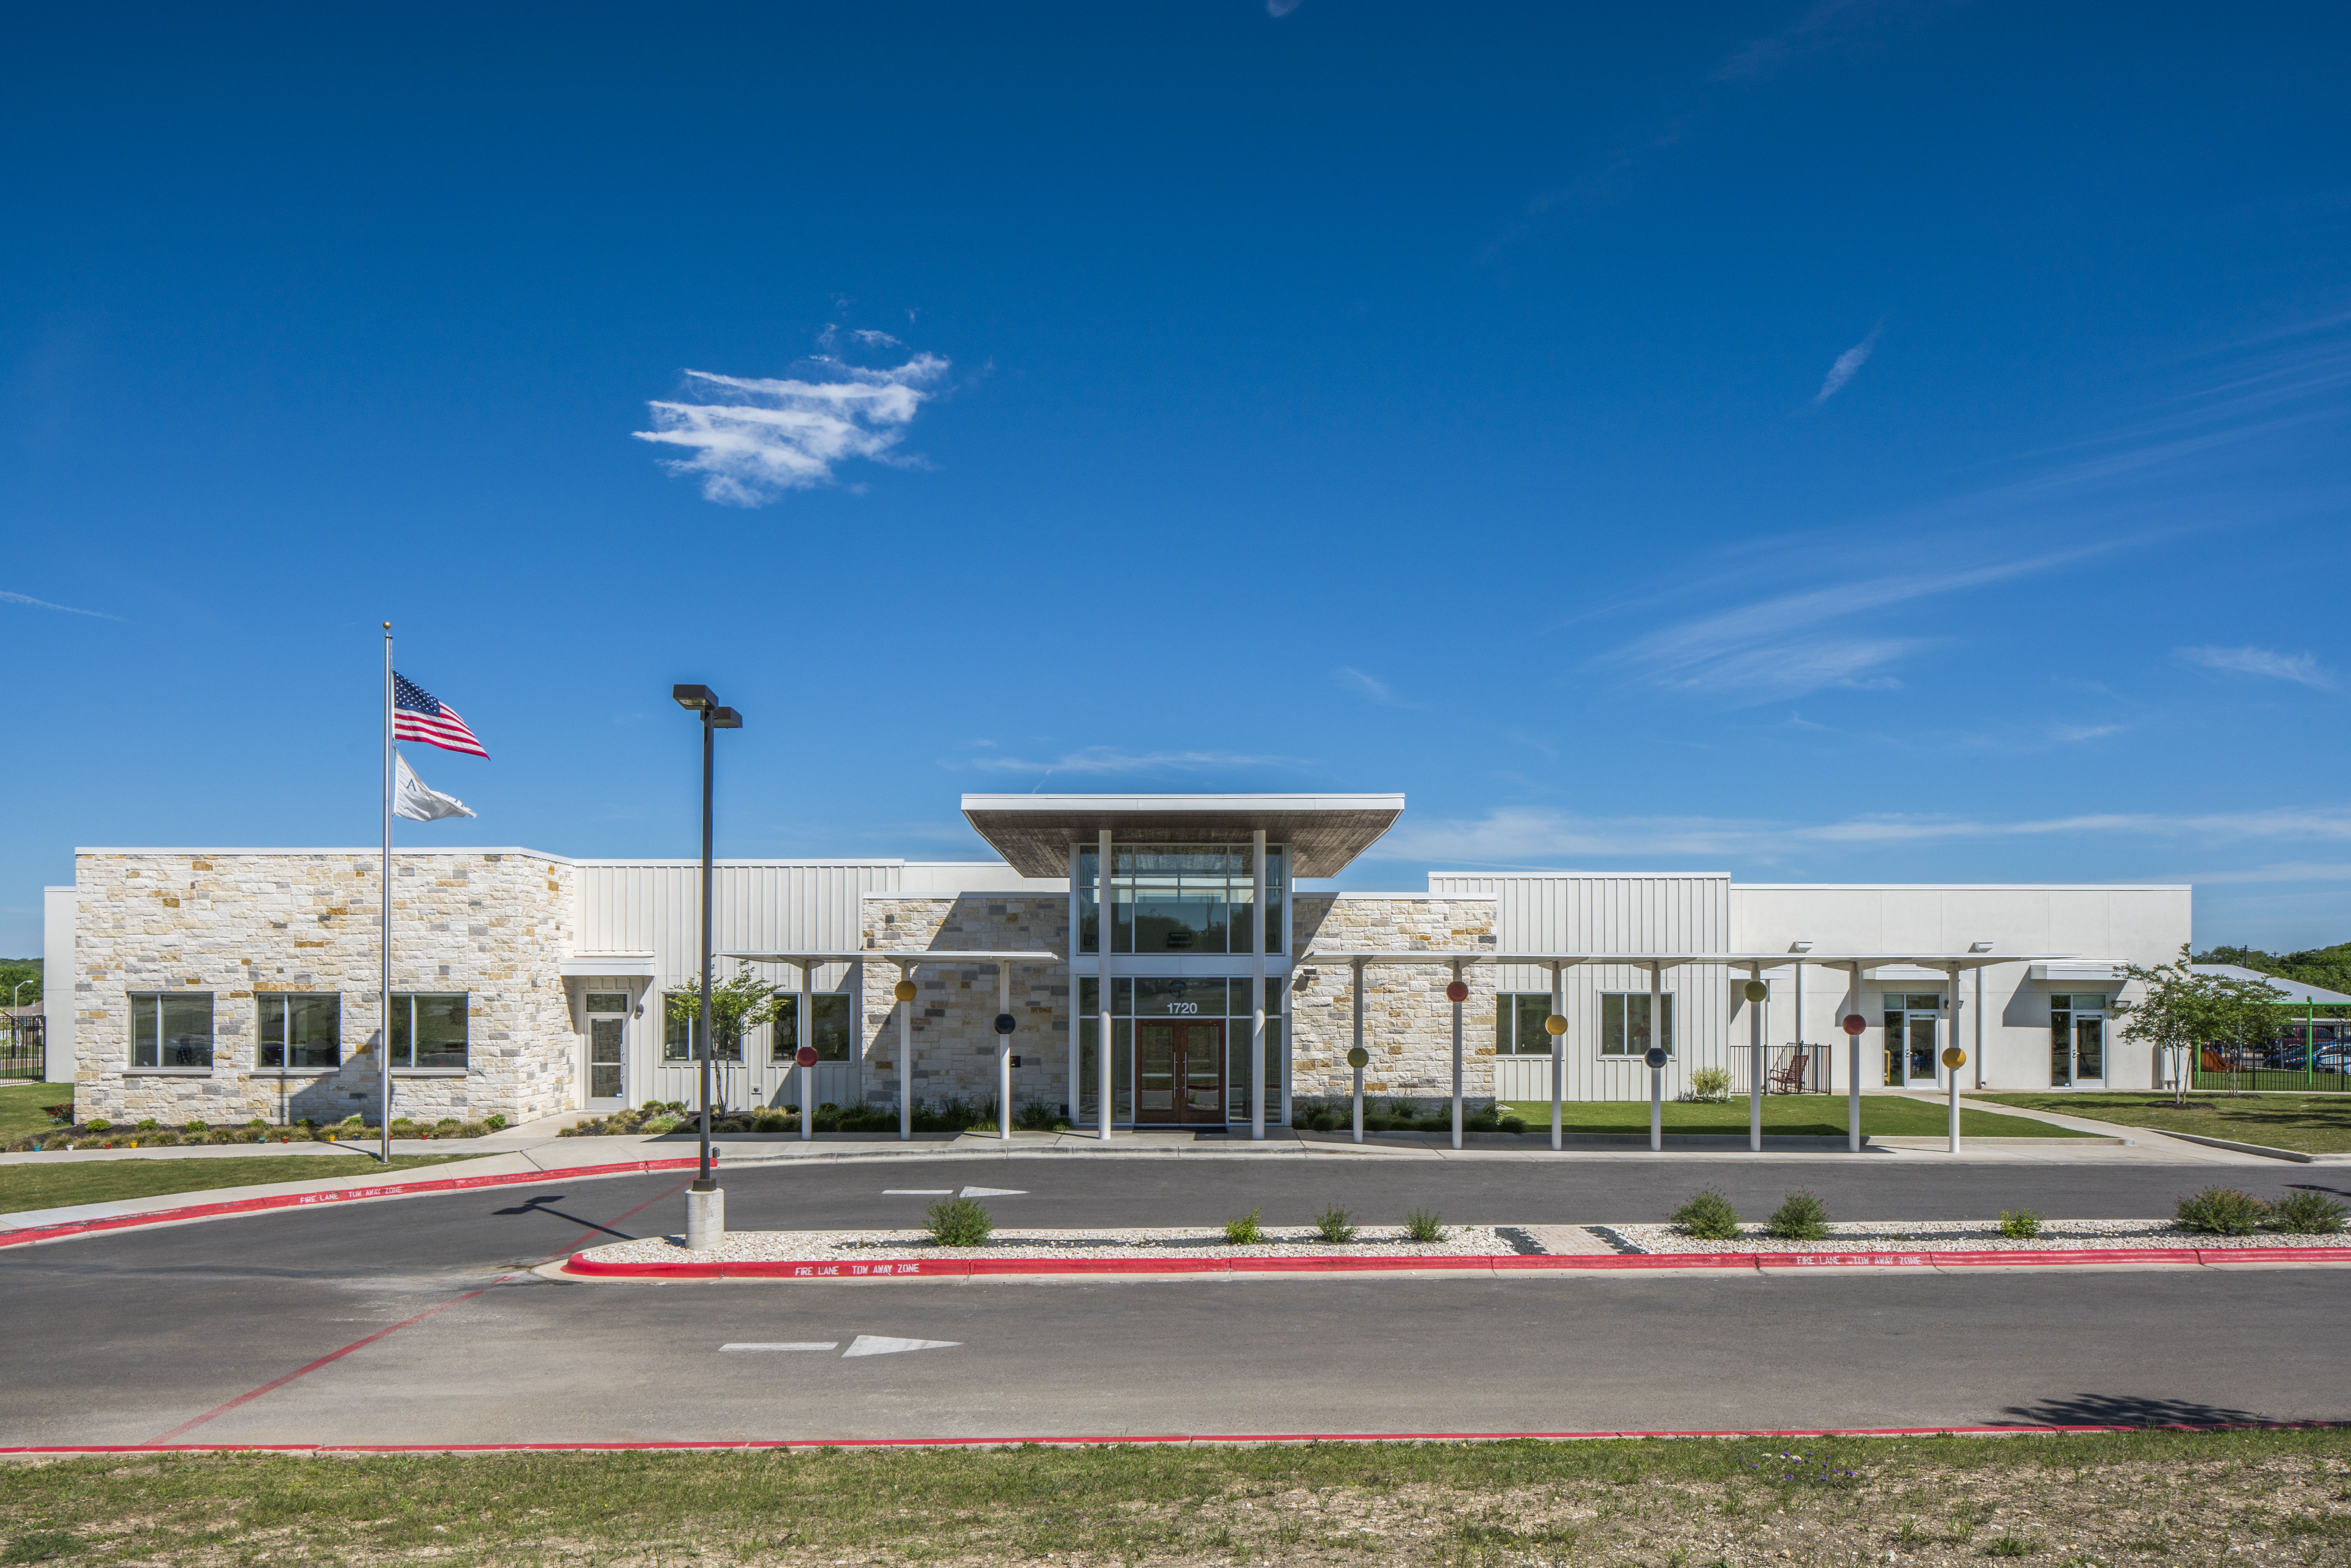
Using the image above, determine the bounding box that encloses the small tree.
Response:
[2115,945,2282,1102]
[665,964,787,1066]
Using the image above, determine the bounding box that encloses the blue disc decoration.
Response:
[1644,1045,1668,1069]
[994,1012,1017,1036]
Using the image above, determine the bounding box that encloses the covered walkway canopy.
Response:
[1299,947,2089,1155]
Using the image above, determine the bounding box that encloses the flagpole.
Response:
[381,623,393,1167]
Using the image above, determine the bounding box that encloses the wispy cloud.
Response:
[954,748,1297,777]
[1333,666,1397,704]
[1267,0,1303,14]
[634,351,950,505]
[1814,323,1882,404]
[1714,0,1893,81]
[1380,802,2351,866]
[0,589,123,621]
[2178,644,2336,690]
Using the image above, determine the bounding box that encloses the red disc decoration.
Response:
[1445,980,1469,1003]
[795,1045,819,1068]
[1841,1013,1868,1036]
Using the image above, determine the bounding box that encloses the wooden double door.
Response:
[1136,1020,1225,1124]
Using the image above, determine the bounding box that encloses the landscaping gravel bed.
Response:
[1604,1219,2351,1253]
[581,1224,1523,1266]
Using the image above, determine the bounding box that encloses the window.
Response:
[129,992,214,1069]
[663,992,741,1063]
[1599,992,1674,1057]
[1495,993,1556,1055]
[1078,844,1285,955]
[768,993,854,1062]
[259,993,340,1069]
[389,993,469,1070]
[585,992,629,1014]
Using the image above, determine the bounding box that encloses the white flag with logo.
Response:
[395,750,476,821]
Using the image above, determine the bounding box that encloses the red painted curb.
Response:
[0,1420,2331,1457]
[563,1243,2351,1280]
[0,1156,715,1251]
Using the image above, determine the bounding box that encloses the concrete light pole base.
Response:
[685,1184,725,1251]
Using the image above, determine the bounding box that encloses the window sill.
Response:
[391,1068,470,1077]
[125,1068,213,1077]
[254,1069,339,1079]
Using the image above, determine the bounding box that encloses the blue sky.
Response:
[5,2,2350,956]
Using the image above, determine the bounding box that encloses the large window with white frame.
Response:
[129,992,214,1069]
[1076,844,1286,955]
[767,993,854,1062]
[1599,992,1674,1057]
[259,993,341,1069]
[388,993,468,1070]
[663,992,743,1063]
[1494,993,1555,1055]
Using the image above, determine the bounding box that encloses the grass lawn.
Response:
[0,1079,75,1142]
[1499,1092,2090,1138]
[0,1152,483,1214]
[0,1431,2343,1566]
[1976,1090,2351,1154]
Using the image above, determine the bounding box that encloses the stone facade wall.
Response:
[73,851,577,1126]
[858,893,1070,1112]
[1288,893,1501,1112]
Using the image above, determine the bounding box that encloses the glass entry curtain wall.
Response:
[1077,976,1283,1124]
[1078,845,1285,954]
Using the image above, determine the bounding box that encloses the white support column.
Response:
[1947,961,1963,1155]
[1351,956,1365,1146]
[798,960,812,1143]
[898,963,913,1142]
[999,960,1013,1141]
[1068,842,1081,1130]
[1250,827,1266,1142]
[1848,961,1863,1154]
[1974,966,1986,1091]
[1648,960,1663,1153]
[1793,960,1806,1090]
[1749,962,1764,1154]
[1099,828,1115,1143]
[1451,959,1466,1150]
[1550,961,1564,1153]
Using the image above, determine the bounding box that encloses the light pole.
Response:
[673,683,741,1250]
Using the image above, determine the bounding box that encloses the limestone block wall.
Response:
[858,893,1070,1111]
[1287,893,1500,1111]
[72,850,577,1126]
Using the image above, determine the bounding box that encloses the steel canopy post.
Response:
[1250,828,1266,1142]
[1849,962,1864,1154]
[898,962,913,1141]
[1648,960,1663,1153]
[1351,956,1365,1146]
[998,961,1013,1141]
[1549,961,1564,1153]
[799,961,813,1143]
[1749,963,1764,1153]
[1449,959,1465,1151]
[1101,827,1116,1143]
[1947,961,1963,1154]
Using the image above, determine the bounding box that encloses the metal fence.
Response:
[0,1041,45,1080]
[2192,1041,2351,1095]
[1732,1043,1831,1096]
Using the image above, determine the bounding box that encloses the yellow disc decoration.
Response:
[1743,979,1769,1003]
[1941,1046,1966,1069]
[893,978,918,1003]
[1346,1046,1369,1069]
[1544,1014,1568,1036]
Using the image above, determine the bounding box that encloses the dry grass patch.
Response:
[2,1431,2349,1566]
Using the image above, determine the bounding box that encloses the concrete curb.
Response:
[2150,1131,2335,1164]
[557,1243,2351,1282]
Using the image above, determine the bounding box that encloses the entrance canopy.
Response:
[961,793,1405,878]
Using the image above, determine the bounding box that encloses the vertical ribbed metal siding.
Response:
[578,861,902,984]
[1429,874,1732,1102]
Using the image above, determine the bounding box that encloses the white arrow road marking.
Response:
[958,1186,1027,1198]
[883,1188,955,1195]
[721,1342,839,1353]
[842,1335,960,1358]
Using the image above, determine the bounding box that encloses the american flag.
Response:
[393,674,490,759]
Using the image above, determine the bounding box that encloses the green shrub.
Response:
[1999,1209,2043,1239]
[2268,1189,2347,1235]
[135,1119,159,1132]
[484,1113,507,1131]
[751,1109,793,1132]
[85,1120,112,1135]
[1767,1191,1830,1241]
[1985,1537,2031,1557]
[182,1119,208,1133]
[1687,1066,1733,1103]
[1314,1205,1358,1244]
[1014,1100,1062,1131]
[1403,1208,1448,1243]
[1223,1207,1265,1245]
[2175,1187,2271,1236]
[1671,1189,1742,1240]
[924,1196,993,1248]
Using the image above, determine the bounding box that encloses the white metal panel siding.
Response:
[1429,874,1732,1103]
[577,862,902,972]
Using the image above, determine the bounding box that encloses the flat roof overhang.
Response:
[724,950,1060,968]
[1299,950,2081,971]
[960,793,1406,879]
